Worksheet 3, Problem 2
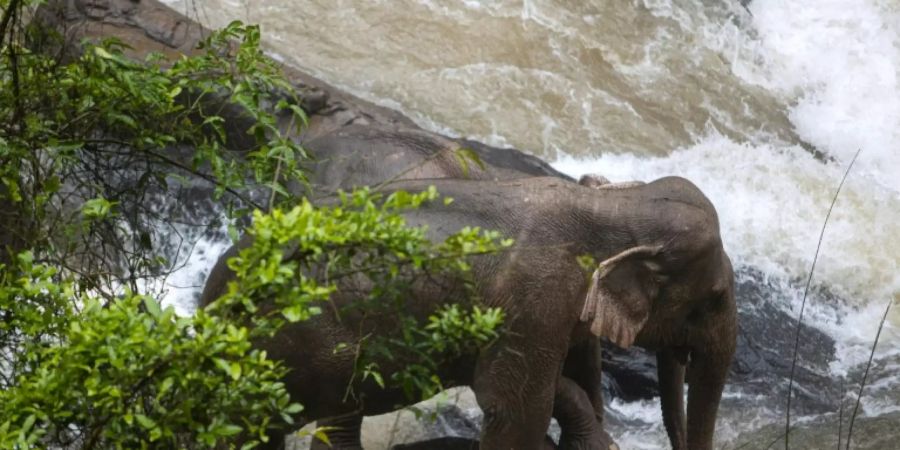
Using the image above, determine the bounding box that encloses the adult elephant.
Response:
[206,125,613,449]
[202,175,735,450]
[384,176,736,450]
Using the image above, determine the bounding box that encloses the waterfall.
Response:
[159,0,900,447]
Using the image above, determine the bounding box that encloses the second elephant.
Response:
[207,125,611,449]
[203,175,736,449]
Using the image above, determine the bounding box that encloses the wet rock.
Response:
[600,344,658,402]
[392,437,479,450]
[731,411,900,450]
[598,267,840,412]
[288,387,620,450]
[286,388,483,450]
[731,268,839,414]
[603,268,839,413]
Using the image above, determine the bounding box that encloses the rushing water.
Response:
[159,0,899,447]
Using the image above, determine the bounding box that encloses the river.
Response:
[157,0,900,448]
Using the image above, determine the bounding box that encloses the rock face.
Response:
[38,1,845,448]
[731,411,900,450]
[598,268,839,410]
[301,124,570,196]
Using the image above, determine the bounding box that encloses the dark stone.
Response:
[392,437,478,450]
[732,411,900,450]
[598,267,840,415]
[600,345,658,402]
[730,268,839,414]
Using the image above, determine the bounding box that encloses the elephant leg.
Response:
[554,376,615,450]
[657,348,687,450]
[311,414,363,450]
[563,339,605,425]
[686,344,733,450]
[472,341,564,450]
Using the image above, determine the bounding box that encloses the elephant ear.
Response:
[579,245,664,349]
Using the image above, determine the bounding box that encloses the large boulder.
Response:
[301,124,569,195]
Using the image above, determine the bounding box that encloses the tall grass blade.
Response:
[785,149,861,450]
[845,297,893,450]
[837,378,844,450]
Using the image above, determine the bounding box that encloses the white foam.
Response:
[554,132,899,308]
[744,0,900,193]
[139,230,230,316]
[606,397,667,449]
[552,132,900,411]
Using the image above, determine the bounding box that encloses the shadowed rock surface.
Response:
[731,411,900,450]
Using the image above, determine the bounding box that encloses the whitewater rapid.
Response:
[157,0,899,447]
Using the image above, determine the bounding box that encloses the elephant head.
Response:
[571,175,737,450]
[378,175,736,450]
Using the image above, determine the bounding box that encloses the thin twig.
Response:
[785,148,861,450]
[107,141,263,210]
[845,297,893,449]
[267,153,283,211]
[4,0,23,126]
[370,146,458,193]
[0,0,21,49]
[267,108,297,210]
[837,377,844,450]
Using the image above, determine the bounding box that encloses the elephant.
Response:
[382,176,736,450]
[205,125,616,449]
[201,174,735,450]
[201,232,611,450]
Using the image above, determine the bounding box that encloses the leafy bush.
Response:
[0,1,507,448]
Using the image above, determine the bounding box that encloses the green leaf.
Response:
[143,296,161,318]
[134,414,157,430]
[229,362,242,380]
[281,305,304,323]
[283,403,304,414]
[81,197,114,220]
[158,377,174,398]
[20,415,35,433]
[213,358,232,376]
[93,46,115,60]
[313,428,333,447]
[220,424,243,436]
[453,147,485,178]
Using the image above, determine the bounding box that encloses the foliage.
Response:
[209,188,508,400]
[0,289,295,449]
[0,2,508,448]
[1,11,307,296]
[0,251,72,386]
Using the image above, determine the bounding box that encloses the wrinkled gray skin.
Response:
[303,126,614,449]
[204,126,612,449]
[386,177,735,450]
[203,175,735,450]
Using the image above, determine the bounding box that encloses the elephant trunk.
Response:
[685,287,737,450]
[657,349,687,449]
